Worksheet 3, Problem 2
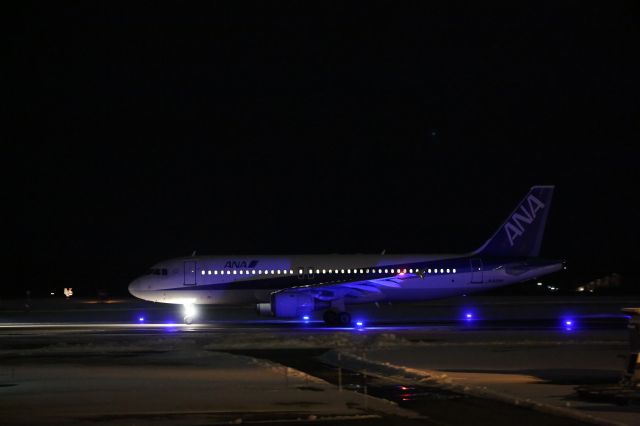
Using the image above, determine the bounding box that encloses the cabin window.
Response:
[453,268,456,273]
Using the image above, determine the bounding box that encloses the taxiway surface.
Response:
[1,296,639,425]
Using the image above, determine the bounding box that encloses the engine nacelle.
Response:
[271,292,315,318]
[256,302,273,316]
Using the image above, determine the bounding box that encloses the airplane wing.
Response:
[273,273,419,304]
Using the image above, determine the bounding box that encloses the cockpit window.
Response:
[145,268,168,276]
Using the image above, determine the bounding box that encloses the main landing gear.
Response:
[323,309,352,326]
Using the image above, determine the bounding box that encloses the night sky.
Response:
[9,3,639,297]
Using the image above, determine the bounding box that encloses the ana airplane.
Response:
[128,186,564,325]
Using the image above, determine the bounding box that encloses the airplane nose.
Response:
[128,278,142,297]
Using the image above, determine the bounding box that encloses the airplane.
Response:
[128,186,564,325]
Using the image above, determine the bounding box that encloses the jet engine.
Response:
[256,291,329,318]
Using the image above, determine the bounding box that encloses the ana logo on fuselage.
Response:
[504,195,545,246]
[224,260,258,268]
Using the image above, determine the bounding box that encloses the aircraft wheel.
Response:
[338,311,352,326]
[184,316,193,325]
[323,309,339,326]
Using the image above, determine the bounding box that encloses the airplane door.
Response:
[470,258,483,283]
[184,261,197,286]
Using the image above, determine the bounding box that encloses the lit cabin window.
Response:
[232,270,237,275]
[366,269,370,273]
[341,269,345,274]
[453,268,456,273]
[316,269,320,274]
[347,269,351,273]
[270,270,275,275]
[252,270,256,274]
[328,269,333,274]
[283,270,287,274]
[440,269,444,273]
[201,270,205,275]
[359,269,363,273]
[446,269,450,273]
[239,270,244,275]
[258,270,262,275]
[428,269,431,273]
[409,269,413,273]
[391,269,395,273]
[277,270,281,274]
[322,269,326,274]
[290,269,294,274]
[298,269,303,274]
[433,269,437,274]
[384,269,388,273]
[207,270,212,275]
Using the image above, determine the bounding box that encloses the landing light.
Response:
[184,304,198,318]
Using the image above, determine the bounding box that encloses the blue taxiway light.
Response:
[355,321,364,327]
[138,317,145,322]
[562,317,576,331]
[302,315,310,321]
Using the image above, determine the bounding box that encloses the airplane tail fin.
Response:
[473,186,555,258]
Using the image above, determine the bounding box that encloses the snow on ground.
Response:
[0,339,412,425]
[331,339,639,426]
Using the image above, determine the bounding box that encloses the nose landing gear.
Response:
[323,309,352,326]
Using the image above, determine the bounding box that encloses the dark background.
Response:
[8,3,639,297]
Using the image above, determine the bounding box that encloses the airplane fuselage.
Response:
[128,254,563,305]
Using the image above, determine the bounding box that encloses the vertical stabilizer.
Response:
[473,186,554,257]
